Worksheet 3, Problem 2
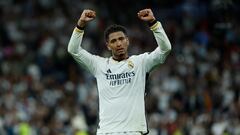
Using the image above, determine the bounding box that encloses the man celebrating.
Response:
[68,9,171,135]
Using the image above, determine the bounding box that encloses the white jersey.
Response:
[68,22,171,134]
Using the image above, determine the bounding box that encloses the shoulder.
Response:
[130,52,150,59]
[94,55,109,62]
[129,52,149,63]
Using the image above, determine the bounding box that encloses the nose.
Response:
[116,40,122,47]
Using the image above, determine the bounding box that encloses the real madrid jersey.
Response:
[68,21,171,134]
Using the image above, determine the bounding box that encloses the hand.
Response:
[137,9,155,22]
[77,9,96,27]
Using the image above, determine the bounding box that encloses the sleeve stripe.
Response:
[150,22,161,31]
[74,27,84,33]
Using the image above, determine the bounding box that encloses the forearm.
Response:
[151,21,171,53]
[68,28,84,54]
[67,27,97,75]
[144,21,172,72]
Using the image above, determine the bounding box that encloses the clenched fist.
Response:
[77,9,96,28]
[137,9,155,22]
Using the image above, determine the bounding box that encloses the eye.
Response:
[119,37,125,41]
[110,39,117,43]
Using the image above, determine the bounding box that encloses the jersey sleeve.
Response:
[143,21,172,72]
[67,27,98,75]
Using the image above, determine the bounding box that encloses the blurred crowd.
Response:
[0,0,239,135]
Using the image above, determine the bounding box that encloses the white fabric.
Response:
[97,131,142,135]
[68,22,171,133]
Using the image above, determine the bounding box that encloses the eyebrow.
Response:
[110,36,125,43]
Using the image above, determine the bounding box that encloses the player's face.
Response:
[107,31,129,58]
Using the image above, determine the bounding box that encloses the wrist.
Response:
[148,19,157,27]
[77,20,86,30]
[76,25,85,30]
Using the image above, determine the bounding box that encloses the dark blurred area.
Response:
[0,0,239,135]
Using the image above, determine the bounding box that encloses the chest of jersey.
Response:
[95,56,146,97]
[102,59,136,87]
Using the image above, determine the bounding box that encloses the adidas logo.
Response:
[107,69,112,73]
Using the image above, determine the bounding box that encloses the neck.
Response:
[112,54,129,61]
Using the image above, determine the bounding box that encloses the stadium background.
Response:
[0,0,239,135]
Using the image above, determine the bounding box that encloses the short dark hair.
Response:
[104,24,128,42]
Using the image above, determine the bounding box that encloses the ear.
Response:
[106,42,111,50]
[126,37,129,46]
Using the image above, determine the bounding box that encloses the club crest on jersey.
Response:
[128,60,134,69]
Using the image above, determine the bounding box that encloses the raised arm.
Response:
[138,9,171,72]
[68,9,98,75]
